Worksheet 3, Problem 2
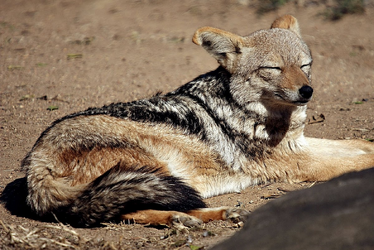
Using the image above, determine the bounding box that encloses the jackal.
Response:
[22,15,374,228]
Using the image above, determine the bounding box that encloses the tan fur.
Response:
[192,26,244,73]
[29,114,223,191]
[187,207,232,222]
[280,65,310,90]
[271,14,301,36]
[22,15,374,228]
[122,207,246,227]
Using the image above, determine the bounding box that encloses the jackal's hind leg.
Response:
[187,207,250,224]
[121,207,249,229]
[121,210,203,229]
[300,138,374,181]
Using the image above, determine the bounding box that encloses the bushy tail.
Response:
[53,163,206,227]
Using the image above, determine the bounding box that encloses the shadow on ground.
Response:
[0,178,36,220]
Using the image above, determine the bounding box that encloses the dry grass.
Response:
[0,219,239,250]
[0,220,89,250]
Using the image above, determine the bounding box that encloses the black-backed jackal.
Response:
[22,15,374,228]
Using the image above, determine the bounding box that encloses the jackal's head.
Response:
[193,15,313,108]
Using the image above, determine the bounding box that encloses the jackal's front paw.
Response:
[224,207,250,224]
[171,213,203,230]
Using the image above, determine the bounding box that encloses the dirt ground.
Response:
[1,0,373,249]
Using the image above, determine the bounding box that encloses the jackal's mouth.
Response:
[293,100,310,106]
[274,93,310,106]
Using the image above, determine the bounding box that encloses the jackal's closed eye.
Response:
[257,66,282,80]
[259,66,282,71]
[300,64,311,75]
[300,64,311,69]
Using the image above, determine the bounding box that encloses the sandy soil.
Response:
[1,0,373,249]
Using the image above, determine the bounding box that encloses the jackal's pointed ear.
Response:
[271,15,301,37]
[193,27,243,73]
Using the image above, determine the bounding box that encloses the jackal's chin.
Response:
[285,96,311,106]
[292,100,310,106]
[273,93,311,107]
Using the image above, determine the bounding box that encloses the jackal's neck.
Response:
[252,102,307,147]
[176,67,308,145]
[171,67,308,169]
[172,67,231,97]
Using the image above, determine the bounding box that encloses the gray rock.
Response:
[213,168,374,250]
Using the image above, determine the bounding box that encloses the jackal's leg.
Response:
[186,207,249,223]
[121,207,249,228]
[299,138,374,181]
[121,210,203,228]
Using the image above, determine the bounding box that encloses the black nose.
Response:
[299,86,313,99]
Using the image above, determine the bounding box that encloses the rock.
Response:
[213,168,374,250]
